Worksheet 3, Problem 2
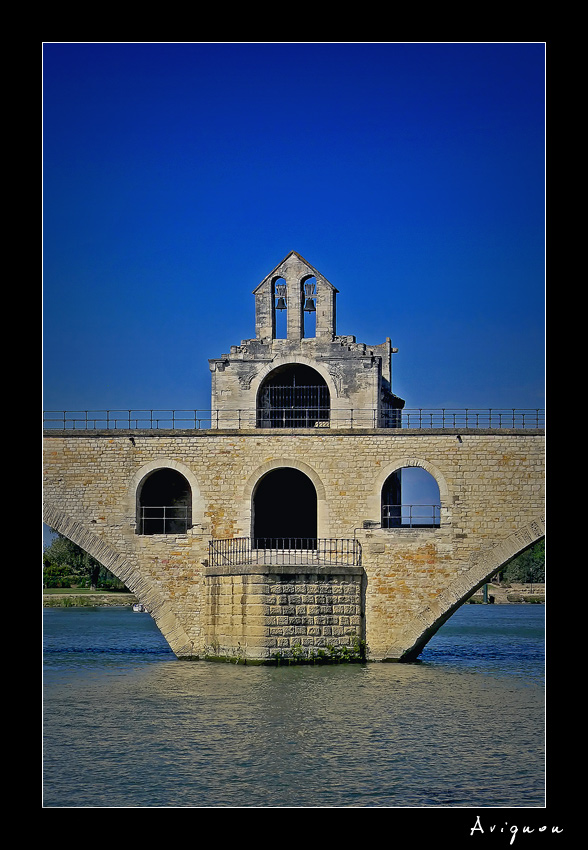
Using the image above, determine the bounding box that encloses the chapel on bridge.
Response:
[208,251,404,428]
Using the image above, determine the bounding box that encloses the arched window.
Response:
[273,276,288,339]
[256,364,330,428]
[381,467,440,528]
[137,468,192,535]
[301,275,317,338]
[253,467,317,548]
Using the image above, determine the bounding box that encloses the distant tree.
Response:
[43,532,124,590]
[499,539,545,584]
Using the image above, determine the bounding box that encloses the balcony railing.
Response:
[138,505,190,535]
[382,504,441,528]
[43,408,545,431]
[208,537,362,567]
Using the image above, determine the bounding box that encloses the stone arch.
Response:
[300,273,317,338]
[255,358,333,428]
[241,459,329,539]
[251,355,338,405]
[128,459,204,532]
[253,467,318,544]
[382,516,546,662]
[272,274,288,339]
[368,457,450,527]
[42,501,196,657]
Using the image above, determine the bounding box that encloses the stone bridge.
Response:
[42,422,544,663]
[43,253,545,663]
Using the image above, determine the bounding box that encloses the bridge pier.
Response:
[43,254,545,662]
[203,562,366,663]
[43,428,544,664]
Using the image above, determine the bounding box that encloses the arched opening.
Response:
[381,467,441,528]
[273,276,288,339]
[302,275,317,338]
[253,467,317,548]
[256,363,330,428]
[137,468,192,535]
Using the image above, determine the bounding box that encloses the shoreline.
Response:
[43,591,139,607]
[468,582,545,604]
[42,582,545,608]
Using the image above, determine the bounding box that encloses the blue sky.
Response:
[43,42,545,415]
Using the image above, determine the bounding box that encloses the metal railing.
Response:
[138,505,190,535]
[399,409,544,429]
[43,410,216,430]
[258,384,330,428]
[257,407,331,428]
[382,504,441,528]
[43,408,544,431]
[209,537,362,567]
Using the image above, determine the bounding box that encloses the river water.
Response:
[42,604,545,809]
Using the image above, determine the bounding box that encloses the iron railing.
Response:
[257,385,330,428]
[257,406,331,428]
[138,505,190,535]
[43,410,215,430]
[208,537,362,567]
[398,409,544,429]
[43,408,545,431]
[382,504,441,528]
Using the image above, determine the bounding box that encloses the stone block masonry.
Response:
[203,565,364,661]
[43,427,544,662]
[43,253,544,662]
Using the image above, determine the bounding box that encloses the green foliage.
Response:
[272,633,366,665]
[499,539,544,584]
[43,532,127,590]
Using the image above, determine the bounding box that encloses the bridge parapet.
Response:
[208,537,361,568]
[43,408,545,432]
[43,424,544,663]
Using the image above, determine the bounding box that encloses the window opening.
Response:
[382,467,440,528]
[257,364,330,428]
[274,279,288,339]
[253,467,317,548]
[302,278,316,338]
[137,468,192,534]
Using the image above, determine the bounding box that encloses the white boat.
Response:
[132,603,146,612]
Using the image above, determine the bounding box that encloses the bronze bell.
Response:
[276,297,287,311]
[304,298,316,312]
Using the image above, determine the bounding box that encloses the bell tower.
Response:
[209,251,404,428]
[253,251,337,342]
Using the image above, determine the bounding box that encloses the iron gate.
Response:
[257,385,330,428]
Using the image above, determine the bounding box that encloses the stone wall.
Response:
[209,251,401,427]
[43,427,545,661]
[204,566,364,661]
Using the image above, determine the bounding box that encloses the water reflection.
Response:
[43,605,544,808]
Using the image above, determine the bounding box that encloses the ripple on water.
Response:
[43,606,545,808]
